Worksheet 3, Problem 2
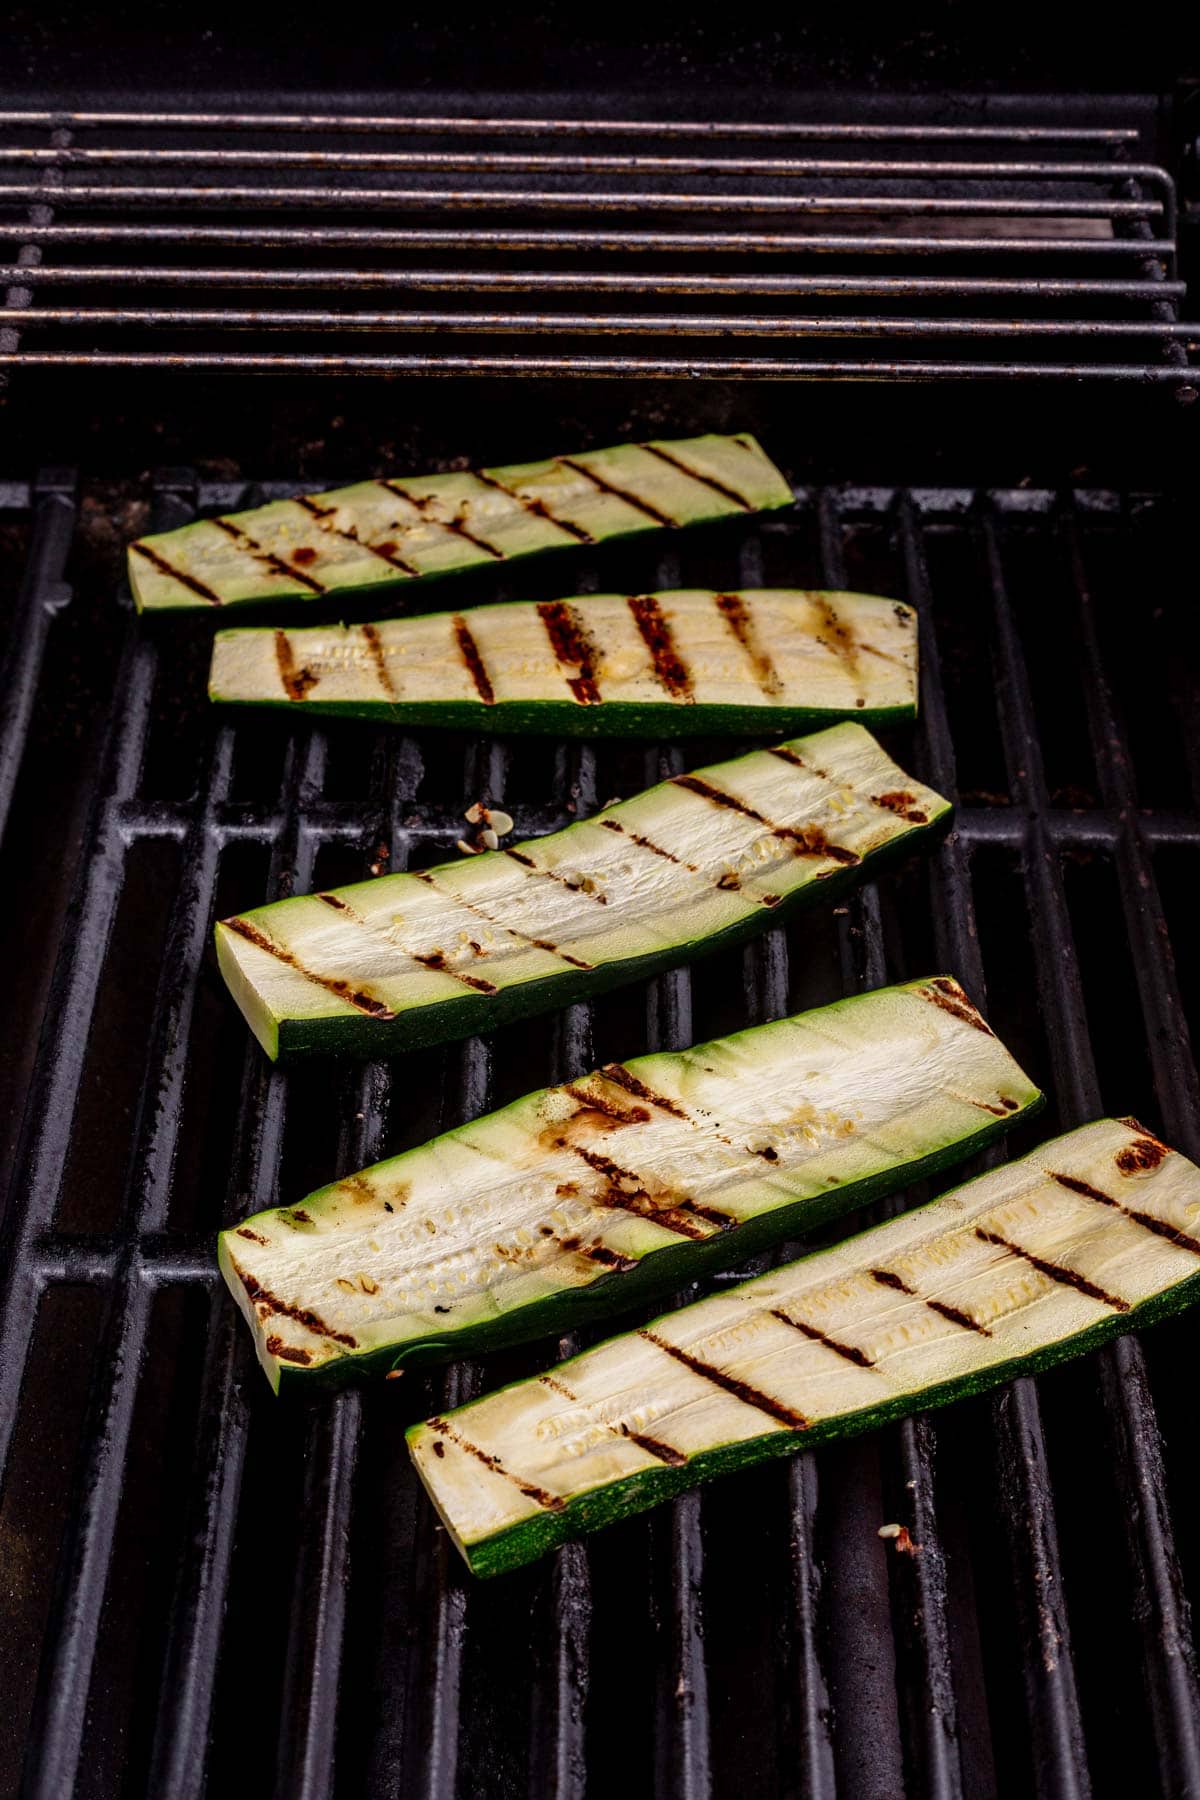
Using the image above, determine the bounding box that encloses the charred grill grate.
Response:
[1,466,1199,1799]
[0,106,1195,389]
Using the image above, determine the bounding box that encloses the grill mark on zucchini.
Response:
[539,1372,687,1465]
[639,442,753,510]
[361,623,399,701]
[598,817,698,872]
[560,1084,651,1128]
[234,1265,358,1347]
[292,494,423,576]
[1051,1169,1200,1257]
[428,1417,565,1511]
[309,886,500,997]
[223,917,396,1020]
[872,789,929,826]
[537,600,602,705]
[558,456,677,527]
[266,1337,313,1366]
[377,477,505,560]
[627,595,694,701]
[638,1330,809,1430]
[769,1306,876,1368]
[600,1063,691,1122]
[810,591,861,679]
[274,631,319,703]
[451,614,495,704]
[973,1227,1130,1312]
[505,848,609,904]
[412,870,595,972]
[714,592,782,699]
[473,468,596,543]
[129,539,224,606]
[920,977,995,1037]
[571,1146,717,1241]
[672,774,860,867]
[869,1266,992,1337]
[210,516,328,594]
[1115,1125,1169,1174]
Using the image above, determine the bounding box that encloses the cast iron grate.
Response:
[0,107,1195,388]
[1,466,1199,1799]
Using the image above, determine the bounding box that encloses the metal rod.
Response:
[0,265,1185,299]
[0,110,1142,141]
[5,305,1194,338]
[1,351,1192,378]
[0,182,1161,216]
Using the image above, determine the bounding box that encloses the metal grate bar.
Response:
[0,469,75,843]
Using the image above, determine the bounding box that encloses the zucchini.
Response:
[128,433,792,615]
[215,721,949,1061]
[219,975,1040,1393]
[408,1117,1200,1577]
[208,588,918,735]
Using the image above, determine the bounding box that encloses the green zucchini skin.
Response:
[215,722,952,1062]
[207,589,919,734]
[128,433,793,615]
[407,1118,1200,1577]
[218,975,1041,1393]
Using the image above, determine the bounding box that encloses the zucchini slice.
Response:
[215,721,950,1061]
[128,433,792,615]
[208,589,918,735]
[408,1117,1200,1577]
[219,975,1040,1392]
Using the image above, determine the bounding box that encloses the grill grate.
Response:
[0,108,1195,389]
[1,465,1199,1798]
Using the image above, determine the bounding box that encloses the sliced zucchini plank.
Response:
[208,588,918,735]
[408,1118,1200,1577]
[214,722,950,1061]
[219,975,1040,1392]
[128,433,792,615]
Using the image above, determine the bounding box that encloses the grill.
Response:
[0,105,1195,389]
[1,73,1199,1800]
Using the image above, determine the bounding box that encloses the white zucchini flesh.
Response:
[207,589,918,726]
[215,721,950,1060]
[218,975,1040,1391]
[128,433,792,613]
[408,1118,1200,1577]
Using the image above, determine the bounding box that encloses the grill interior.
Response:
[0,103,1195,388]
[2,451,1198,1798]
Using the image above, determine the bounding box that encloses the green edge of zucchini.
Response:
[207,589,918,736]
[214,721,951,1062]
[219,974,1040,1392]
[129,433,793,615]
[407,1118,1200,1576]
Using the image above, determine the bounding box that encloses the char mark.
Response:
[873,789,929,826]
[360,623,399,701]
[714,592,782,699]
[573,1146,710,1241]
[537,600,602,705]
[236,1267,358,1347]
[377,477,505,559]
[627,594,694,700]
[770,1306,875,1367]
[273,630,320,703]
[672,774,858,865]
[474,468,595,542]
[266,1337,314,1366]
[538,1372,685,1464]
[599,816,696,870]
[293,492,421,575]
[451,614,495,704]
[427,1417,565,1511]
[503,848,608,904]
[235,1227,267,1244]
[223,916,396,1020]
[638,1329,809,1429]
[871,1266,990,1334]
[600,1063,690,1120]
[413,870,595,971]
[129,540,224,606]
[1051,1170,1200,1257]
[210,516,327,593]
[920,978,995,1037]
[412,948,498,995]
[561,1082,651,1127]
[974,1227,1130,1312]
[1115,1126,1169,1175]
[558,455,676,527]
[639,442,752,509]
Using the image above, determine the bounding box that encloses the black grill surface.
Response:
[1,460,1199,1800]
